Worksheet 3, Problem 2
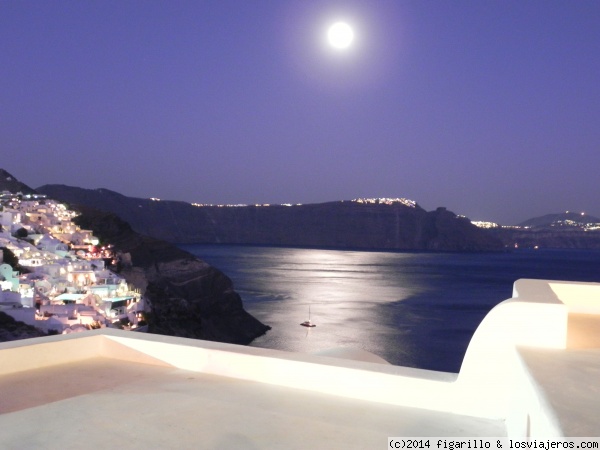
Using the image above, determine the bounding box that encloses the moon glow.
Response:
[327,22,354,49]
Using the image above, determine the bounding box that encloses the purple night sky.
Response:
[2,1,599,225]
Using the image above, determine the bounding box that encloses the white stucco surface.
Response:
[1,278,599,446]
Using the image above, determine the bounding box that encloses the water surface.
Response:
[181,245,600,372]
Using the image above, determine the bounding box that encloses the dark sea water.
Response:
[180,245,600,373]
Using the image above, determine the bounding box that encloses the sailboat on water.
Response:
[300,305,316,327]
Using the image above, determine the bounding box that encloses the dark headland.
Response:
[72,206,271,343]
[0,169,270,343]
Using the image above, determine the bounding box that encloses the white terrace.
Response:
[1,278,599,448]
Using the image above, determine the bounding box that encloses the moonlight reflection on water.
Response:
[181,245,600,372]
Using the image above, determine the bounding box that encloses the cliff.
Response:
[38,185,504,251]
[73,207,271,344]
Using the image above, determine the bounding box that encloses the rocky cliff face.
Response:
[417,207,503,251]
[39,185,504,251]
[73,206,270,344]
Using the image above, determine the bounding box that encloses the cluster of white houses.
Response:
[0,191,144,335]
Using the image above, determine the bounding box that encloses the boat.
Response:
[300,306,316,327]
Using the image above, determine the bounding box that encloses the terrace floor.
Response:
[514,313,600,437]
[0,357,505,449]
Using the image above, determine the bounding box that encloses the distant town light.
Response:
[351,198,417,208]
[471,221,499,229]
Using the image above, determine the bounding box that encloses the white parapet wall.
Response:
[101,331,460,412]
[457,279,600,436]
[457,279,569,415]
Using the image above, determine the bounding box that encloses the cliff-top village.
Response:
[0,190,144,336]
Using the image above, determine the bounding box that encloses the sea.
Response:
[180,245,600,373]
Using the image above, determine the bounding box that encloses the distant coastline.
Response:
[36,185,504,252]
[36,184,600,251]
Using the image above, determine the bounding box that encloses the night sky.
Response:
[2,1,599,225]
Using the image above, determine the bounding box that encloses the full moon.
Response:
[327,22,354,49]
